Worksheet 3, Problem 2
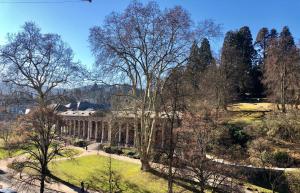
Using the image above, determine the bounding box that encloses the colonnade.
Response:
[59,117,168,148]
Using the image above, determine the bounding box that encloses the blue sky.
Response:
[0,0,300,68]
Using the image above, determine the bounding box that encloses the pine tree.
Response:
[252,27,270,97]
[256,27,269,64]
[237,26,256,97]
[220,27,255,99]
[186,41,201,88]
[220,31,240,107]
[198,38,214,72]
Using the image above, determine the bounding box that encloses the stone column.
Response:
[95,121,98,141]
[60,125,63,136]
[83,121,87,139]
[108,121,112,145]
[118,123,122,146]
[87,120,91,140]
[73,120,76,137]
[67,120,70,136]
[101,121,104,143]
[77,120,80,138]
[80,120,83,139]
[125,123,129,147]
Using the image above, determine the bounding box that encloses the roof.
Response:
[64,101,110,111]
[59,110,181,119]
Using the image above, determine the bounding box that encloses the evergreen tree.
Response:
[237,26,256,97]
[256,27,269,64]
[220,31,240,106]
[252,27,270,97]
[220,26,255,99]
[198,38,214,72]
[186,41,201,88]
[269,28,278,39]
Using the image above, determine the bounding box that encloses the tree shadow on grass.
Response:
[48,173,82,193]
[121,180,151,193]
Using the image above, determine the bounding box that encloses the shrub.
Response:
[123,149,140,159]
[103,146,123,155]
[271,151,292,167]
[227,124,250,147]
[73,140,89,147]
[264,112,300,142]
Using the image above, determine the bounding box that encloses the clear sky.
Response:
[0,0,300,68]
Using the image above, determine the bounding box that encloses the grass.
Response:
[53,147,83,159]
[228,102,274,112]
[0,146,23,159]
[243,182,275,193]
[226,102,274,126]
[50,155,191,193]
[228,112,265,126]
[285,169,300,193]
[0,139,24,159]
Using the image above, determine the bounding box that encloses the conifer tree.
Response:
[186,41,201,88]
[198,38,214,72]
[186,39,214,90]
[220,26,255,99]
[237,26,256,97]
[252,27,270,97]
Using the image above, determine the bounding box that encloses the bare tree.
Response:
[158,67,187,193]
[178,111,232,193]
[14,107,66,192]
[0,121,17,157]
[0,22,81,193]
[263,26,300,112]
[89,1,221,171]
[248,138,287,193]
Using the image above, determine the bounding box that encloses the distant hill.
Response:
[58,83,133,107]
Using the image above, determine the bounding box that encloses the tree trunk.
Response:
[40,174,45,193]
[167,158,173,193]
[140,156,151,171]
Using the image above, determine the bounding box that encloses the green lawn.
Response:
[228,102,273,112]
[0,146,23,159]
[50,155,191,193]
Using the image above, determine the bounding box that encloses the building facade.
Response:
[57,102,170,148]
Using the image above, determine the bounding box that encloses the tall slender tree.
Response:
[186,41,201,88]
[221,26,255,99]
[186,38,214,93]
[264,26,300,112]
[252,27,270,97]
[198,38,214,71]
[220,31,240,107]
[237,26,256,97]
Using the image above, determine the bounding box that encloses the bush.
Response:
[272,151,293,167]
[227,124,250,147]
[73,140,89,148]
[123,149,140,159]
[264,112,300,142]
[103,146,123,155]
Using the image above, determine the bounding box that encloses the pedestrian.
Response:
[81,181,85,192]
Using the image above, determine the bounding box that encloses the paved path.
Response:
[55,146,140,164]
[1,145,298,192]
[0,151,80,193]
[0,146,141,193]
